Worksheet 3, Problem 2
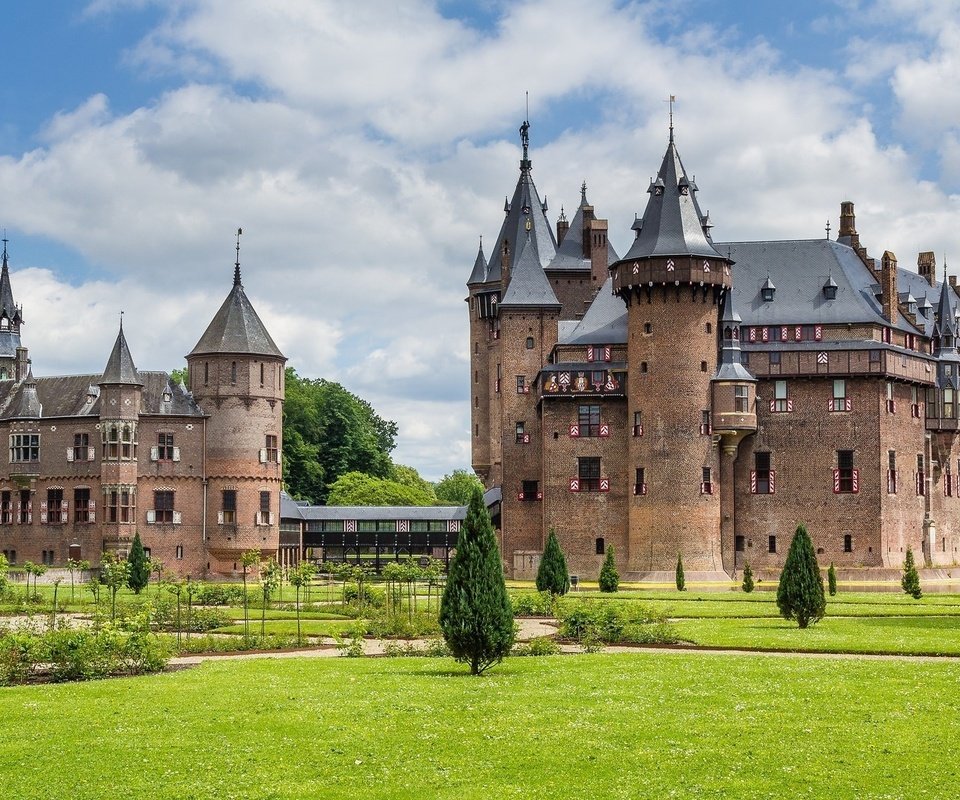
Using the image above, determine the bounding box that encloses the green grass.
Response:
[1,654,958,798]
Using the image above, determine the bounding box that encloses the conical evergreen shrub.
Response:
[901,548,922,599]
[776,523,826,628]
[675,553,686,591]
[439,488,515,675]
[741,563,754,593]
[827,562,837,596]
[598,546,619,593]
[127,531,150,594]
[536,528,570,595]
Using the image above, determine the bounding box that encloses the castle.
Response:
[0,240,285,577]
[468,120,960,580]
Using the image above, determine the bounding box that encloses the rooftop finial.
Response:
[2,231,7,268]
[119,310,124,331]
[667,94,676,143]
[580,180,588,205]
[825,220,831,240]
[234,227,243,286]
[519,92,531,171]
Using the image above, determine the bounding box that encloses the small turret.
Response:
[712,291,757,438]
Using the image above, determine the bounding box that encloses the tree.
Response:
[391,464,438,503]
[100,552,131,622]
[827,563,837,597]
[170,366,189,386]
[776,524,826,628]
[598,546,619,593]
[289,561,317,645]
[65,558,90,602]
[742,563,754,593]
[0,552,8,595]
[675,553,686,592]
[435,469,484,506]
[127,532,150,594]
[536,528,570,595]
[240,549,261,644]
[326,471,436,506]
[901,548,922,599]
[259,558,282,639]
[439,488,514,675]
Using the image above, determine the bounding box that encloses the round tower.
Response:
[610,127,731,576]
[186,232,286,573]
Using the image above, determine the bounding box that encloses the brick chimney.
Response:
[500,239,511,291]
[881,251,898,325]
[588,219,609,284]
[918,252,936,286]
[556,212,569,246]
[838,201,859,250]
[580,203,596,261]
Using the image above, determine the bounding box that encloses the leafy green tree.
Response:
[742,563,754,593]
[536,528,570,595]
[289,561,317,645]
[675,553,686,592]
[598,546,619,593]
[827,562,837,596]
[170,367,189,386]
[326,471,436,506]
[901,548,922,599]
[439,488,514,675]
[435,469,484,506]
[259,558,282,639]
[100,552,131,622]
[776,524,826,628]
[391,464,438,502]
[0,552,8,595]
[283,369,398,503]
[65,558,89,601]
[240,549,261,643]
[127,532,150,594]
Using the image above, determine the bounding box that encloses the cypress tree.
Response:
[827,562,837,596]
[598,545,619,592]
[741,562,754,593]
[439,488,515,675]
[901,548,922,599]
[776,523,826,628]
[675,553,686,591]
[127,531,150,594]
[536,528,570,595]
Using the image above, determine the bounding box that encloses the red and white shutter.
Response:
[599,424,610,438]
[599,478,610,493]
[40,500,48,524]
[88,499,96,523]
[794,326,802,341]
[761,327,769,342]
[749,328,757,342]
[569,424,580,438]
[769,470,776,494]
[603,346,612,362]
[781,326,788,341]
[786,399,794,412]
[569,478,580,493]
[833,469,841,494]
[852,469,860,494]
[522,433,530,444]
[814,325,823,341]
[750,471,757,494]
[586,347,595,362]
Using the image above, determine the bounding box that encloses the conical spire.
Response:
[0,237,20,323]
[101,319,142,385]
[934,267,959,345]
[467,237,487,286]
[13,367,42,418]
[499,234,561,308]
[622,131,727,262]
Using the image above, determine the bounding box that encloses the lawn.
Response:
[1,653,958,799]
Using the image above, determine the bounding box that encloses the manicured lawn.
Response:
[1,654,958,798]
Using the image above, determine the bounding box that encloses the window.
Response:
[634,467,647,496]
[73,433,89,461]
[734,385,750,413]
[260,363,265,387]
[843,534,853,553]
[911,386,921,418]
[106,487,135,523]
[700,410,711,436]
[588,346,609,362]
[753,452,773,494]
[870,349,881,363]
[521,480,539,501]
[525,337,534,350]
[917,454,926,496]
[257,491,272,525]
[46,488,64,524]
[74,488,91,523]
[578,457,601,492]
[2,549,15,564]
[644,322,652,334]
[705,322,712,334]
[595,537,605,555]
[769,351,781,365]
[262,435,280,463]
[945,387,955,419]
[516,375,526,394]
[153,490,174,524]
[204,362,209,385]
[42,549,55,565]
[0,491,9,525]
[102,422,137,461]
[231,361,237,385]
[640,361,648,374]
[176,545,184,560]
[735,535,746,552]
[768,535,777,554]
[831,379,849,412]
[157,432,175,461]
[10,433,39,463]
[700,361,708,372]
[772,380,790,412]
[887,451,897,494]
[260,491,271,515]
[221,489,237,524]
[947,464,954,497]
[701,466,713,494]
[578,405,601,437]
[633,411,643,437]
[17,490,30,524]
[357,520,396,533]
[834,450,858,493]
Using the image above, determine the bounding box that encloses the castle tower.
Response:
[186,235,286,572]
[609,126,732,575]
[0,239,27,382]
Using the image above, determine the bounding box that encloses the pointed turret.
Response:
[485,120,557,283]
[714,292,754,382]
[467,238,487,287]
[12,368,41,418]
[0,239,19,324]
[189,271,284,359]
[934,268,959,354]
[500,235,561,309]
[0,238,25,379]
[101,320,142,386]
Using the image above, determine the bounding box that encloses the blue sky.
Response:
[1,0,960,479]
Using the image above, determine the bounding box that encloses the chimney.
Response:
[556,213,569,246]
[838,201,858,247]
[881,251,898,325]
[15,346,28,383]
[951,276,957,288]
[500,239,511,291]
[917,252,936,286]
[580,203,596,261]
[588,218,609,285]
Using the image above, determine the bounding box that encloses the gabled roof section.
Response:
[189,271,284,359]
[101,323,142,386]
[560,276,627,345]
[499,235,561,309]
[486,121,557,283]
[546,184,620,271]
[622,132,725,261]
[466,239,487,286]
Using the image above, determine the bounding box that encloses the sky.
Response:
[2,0,960,481]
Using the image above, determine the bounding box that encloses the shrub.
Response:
[127,532,150,594]
[334,621,366,657]
[598,546,619,593]
[827,563,837,596]
[192,583,247,607]
[509,590,555,617]
[554,599,675,647]
[536,528,570,595]
[675,553,686,591]
[742,563,754,593]
[901,548,922,599]
[776,523,826,628]
[511,636,561,657]
[382,638,451,658]
[365,610,440,639]
[343,583,386,609]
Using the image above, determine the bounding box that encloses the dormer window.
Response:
[761,277,776,303]
[823,277,837,301]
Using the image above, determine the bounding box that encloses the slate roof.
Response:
[499,235,561,308]
[466,240,487,287]
[189,275,284,359]
[620,134,726,261]
[101,324,142,385]
[0,371,203,420]
[294,505,467,522]
[560,276,627,345]
[546,186,620,271]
